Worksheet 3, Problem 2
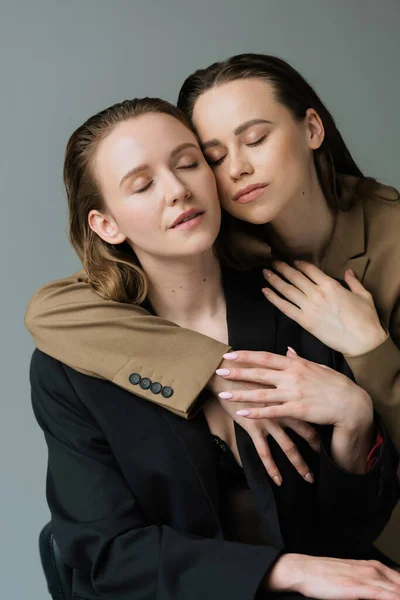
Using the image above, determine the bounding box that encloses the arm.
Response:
[25,273,324,485]
[30,350,280,600]
[25,271,229,418]
[345,329,400,453]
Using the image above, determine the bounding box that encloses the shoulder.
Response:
[361,182,400,257]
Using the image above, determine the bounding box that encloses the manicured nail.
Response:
[218,392,233,399]
[287,346,298,355]
[263,269,272,277]
[304,472,314,484]
[216,368,230,376]
[223,352,238,360]
[236,409,250,416]
[273,475,282,486]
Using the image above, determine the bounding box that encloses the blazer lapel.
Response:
[222,268,276,352]
[322,177,370,282]
[235,422,284,549]
[161,401,224,538]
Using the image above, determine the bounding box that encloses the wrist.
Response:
[264,554,300,593]
[346,325,387,357]
[336,388,373,432]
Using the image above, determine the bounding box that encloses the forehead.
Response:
[192,78,280,138]
[95,113,196,170]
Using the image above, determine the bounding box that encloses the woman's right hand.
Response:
[208,358,320,486]
[266,553,400,599]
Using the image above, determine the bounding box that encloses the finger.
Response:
[286,348,299,357]
[344,269,373,298]
[263,268,306,306]
[377,563,400,586]
[262,287,303,322]
[222,350,296,370]
[219,388,287,404]
[281,418,321,454]
[364,577,400,595]
[215,366,283,385]
[345,584,400,599]
[293,260,330,285]
[250,430,282,486]
[237,404,307,421]
[271,260,316,295]
[265,420,314,482]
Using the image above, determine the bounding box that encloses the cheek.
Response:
[115,200,158,239]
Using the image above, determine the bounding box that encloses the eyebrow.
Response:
[201,119,274,151]
[119,142,199,188]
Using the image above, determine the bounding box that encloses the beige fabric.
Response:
[24,176,400,560]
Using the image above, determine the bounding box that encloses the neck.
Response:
[135,248,225,330]
[268,171,336,265]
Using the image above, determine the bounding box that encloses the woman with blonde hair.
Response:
[31,97,400,599]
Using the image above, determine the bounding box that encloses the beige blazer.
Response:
[25,176,400,560]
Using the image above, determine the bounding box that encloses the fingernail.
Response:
[223,352,238,360]
[216,368,230,376]
[294,260,300,266]
[236,409,250,416]
[218,392,233,399]
[287,346,298,355]
[273,475,282,486]
[263,269,272,277]
[348,268,355,277]
[304,472,314,484]
[262,288,270,295]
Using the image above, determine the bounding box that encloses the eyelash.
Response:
[248,135,267,147]
[135,162,199,193]
[207,136,267,168]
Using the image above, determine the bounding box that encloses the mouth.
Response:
[233,183,269,205]
[170,208,206,230]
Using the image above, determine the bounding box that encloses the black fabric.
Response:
[39,522,72,600]
[30,267,400,600]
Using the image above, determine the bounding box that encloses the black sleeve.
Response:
[315,418,399,556]
[30,351,280,600]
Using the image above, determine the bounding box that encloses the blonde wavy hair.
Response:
[64,98,192,304]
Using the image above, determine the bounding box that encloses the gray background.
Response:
[1,0,399,597]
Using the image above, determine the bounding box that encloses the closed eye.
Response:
[177,161,199,170]
[247,135,267,148]
[206,155,226,168]
[135,181,153,194]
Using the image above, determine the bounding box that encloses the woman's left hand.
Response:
[262,260,387,356]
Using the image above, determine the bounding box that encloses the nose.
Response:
[163,172,192,206]
[228,150,254,181]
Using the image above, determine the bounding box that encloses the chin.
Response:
[229,204,277,226]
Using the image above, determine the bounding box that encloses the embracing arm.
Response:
[30,350,278,600]
[345,314,400,453]
[25,271,229,418]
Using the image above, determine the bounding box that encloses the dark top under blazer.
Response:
[30,269,399,600]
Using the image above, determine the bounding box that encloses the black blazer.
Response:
[30,269,399,600]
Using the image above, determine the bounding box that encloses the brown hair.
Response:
[178,53,397,212]
[64,98,191,304]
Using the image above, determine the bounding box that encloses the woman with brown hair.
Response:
[25,54,400,561]
[30,96,400,600]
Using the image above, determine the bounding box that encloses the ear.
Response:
[88,209,126,245]
[305,108,325,150]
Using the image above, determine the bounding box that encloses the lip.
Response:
[233,183,268,204]
[169,208,205,229]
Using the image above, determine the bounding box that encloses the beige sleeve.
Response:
[25,270,230,419]
[345,325,400,453]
